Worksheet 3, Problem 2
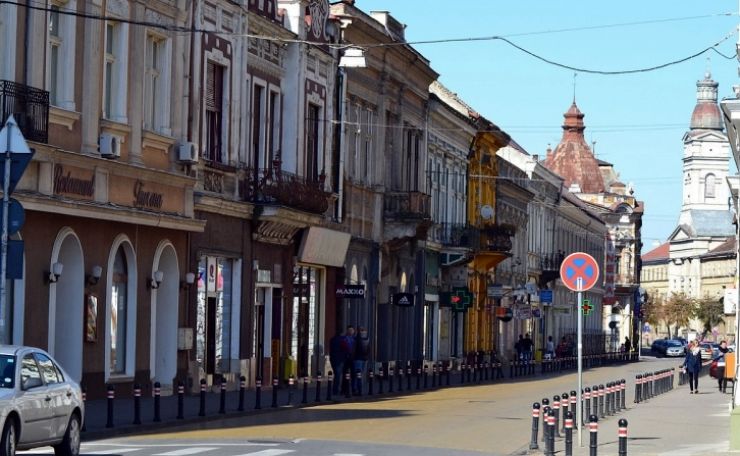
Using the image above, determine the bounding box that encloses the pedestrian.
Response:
[680,340,703,394]
[714,340,730,392]
[515,334,524,360]
[352,326,370,395]
[545,336,555,360]
[329,328,345,395]
[340,326,356,395]
[522,333,534,360]
[624,336,631,352]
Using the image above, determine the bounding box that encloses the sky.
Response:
[357,0,740,252]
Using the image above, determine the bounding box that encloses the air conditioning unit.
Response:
[99,133,120,159]
[178,142,198,164]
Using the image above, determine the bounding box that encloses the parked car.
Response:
[698,342,718,360]
[651,339,668,355]
[664,340,686,357]
[0,345,83,456]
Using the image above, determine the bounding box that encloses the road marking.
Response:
[232,451,295,456]
[152,448,219,456]
[86,449,143,455]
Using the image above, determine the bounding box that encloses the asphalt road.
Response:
[17,355,734,456]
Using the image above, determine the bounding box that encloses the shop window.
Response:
[110,245,128,374]
[196,256,236,375]
[292,266,322,377]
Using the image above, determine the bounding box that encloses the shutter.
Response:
[205,62,223,111]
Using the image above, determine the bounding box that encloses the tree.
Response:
[663,292,696,338]
[641,293,664,327]
[694,296,725,338]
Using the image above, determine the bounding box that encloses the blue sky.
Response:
[358,0,740,252]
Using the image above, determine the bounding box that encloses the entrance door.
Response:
[254,288,265,380]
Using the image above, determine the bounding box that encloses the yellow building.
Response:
[465,121,513,354]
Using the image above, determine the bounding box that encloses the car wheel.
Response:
[53,414,80,456]
[0,419,17,456]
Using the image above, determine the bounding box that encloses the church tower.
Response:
[679,72,731,220]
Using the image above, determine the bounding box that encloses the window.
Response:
[251,84,264,169]
[404,129,421,191]
[205,61,224,163]
[267,91,280,168]
[306,103,320,181]
[363,108,373,184]
[20,355,41,388]
[48,5,61,105]
[110,245,128,374]
[144,33,170,133]
[0,355,15,388]
[705,174,716,198]
[35,354,60,385]
[102,21,128,121]
[46,1,76,110]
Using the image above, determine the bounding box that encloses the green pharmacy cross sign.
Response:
[582,299,593,316]
[451,287,474,312]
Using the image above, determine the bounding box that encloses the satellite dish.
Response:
[480,204,494,220]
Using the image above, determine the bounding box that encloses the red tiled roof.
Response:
[642,242,670,262]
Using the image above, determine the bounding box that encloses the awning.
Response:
[298,227,351,267]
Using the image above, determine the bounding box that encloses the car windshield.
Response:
[666,341,682,347]
[0,355,15,388]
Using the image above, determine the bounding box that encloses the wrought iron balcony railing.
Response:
[540,251,566,271]
[242,167,330,214]
[384,191,431,221]
[431,223,480,249]
[0,80,49,143]
[480,223,516,253]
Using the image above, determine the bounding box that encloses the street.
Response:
[19,355,734,456]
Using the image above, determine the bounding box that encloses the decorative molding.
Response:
[142,130,175,153]
[49,106,80,131]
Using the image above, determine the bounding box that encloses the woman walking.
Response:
[714,340,730,392]
[681,340,703,394]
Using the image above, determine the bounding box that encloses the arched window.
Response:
[110,245,128,374]
[705,174,716,199]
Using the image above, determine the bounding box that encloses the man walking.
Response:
[353,326,371,395]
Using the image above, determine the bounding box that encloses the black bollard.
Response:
[389,367,395,393]
[407,365,412,390]
[315,373,322,402]
[326,373,333,401]
[635,374,641,403]
[398,365,404,391]
[271,377,279,408]
[565,411,574,456]
[344,371,351,398]
[368,370,374,395]
[133,384,142,425]
[606,382,612,416]
[545,408,556,456]
[287,376,294,405]
[177,381,185,419]
[416,366,422,390]
[591,385,598,419]
[541,398,550,443]
[584,387,592,426]
[105,384,114,428]
[424,365,429,389]
[561,392,570,432]
[530,402,541,450]
[618,418,628,456]
[255,378,263,409]
[302,376,309,404]
[239,376,246,411]
[153,381,162,422]
[461,363,467,384]
[552,395,561,438]
[447,363,451,386]
[433,364,438,387]
[219,379,226,414]
[598,384,606,419]
[379,368,385,394]
[467,363,472,383]
[199,378,207,416]
[621,379,626,410]
[589,415,598,456]
[570,391,578,429]
[355,370,362,396]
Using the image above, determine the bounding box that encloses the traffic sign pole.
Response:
[577,277,583,448]
[0,120,12,334]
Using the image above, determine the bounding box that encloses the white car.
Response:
[0,345,83,456]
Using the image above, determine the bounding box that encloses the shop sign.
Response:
[133,180,163,209]
[540,289,553,303]
[552,304,571,315]
[391,292,415,307]
[487,284,503,298]
[54,165,95,197]
[206,257,217,292]
[336,284,365,299]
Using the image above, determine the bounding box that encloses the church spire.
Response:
[689,71,722,130]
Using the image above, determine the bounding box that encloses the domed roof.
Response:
[689,72,723,130]
[543,101,605,194]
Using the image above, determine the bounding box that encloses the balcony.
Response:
[539,250,566,287]
[480,223,516,253]
[384,191,431,221]
[0,80,49,143]
[242,167,330,215]
[433,223,479,249]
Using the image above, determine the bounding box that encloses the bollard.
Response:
[634,374,641,403]
[509,360,514,378]
[598,384,606,419]
[530,402,541,450]
[407,365,412,391]
[302,376,309,404]
[584,387,592,426]
[416,366,422,390]
[177,381,185,419]
[327,372,333,401]
[315,373,322,402]
[238,376,246,411]
[447,363,452,386]
[545,408,556,456]
[398,365,404,391]
[433,364,438,387]
[153,381,162,422]
[345,371,351,398]
[133,384,142,425]
[591,385,599,419]
[199,378,207,416]
[552,395,561,438]
[621,379,626,410]
[467,363,472,383]
[605,382,612,416]
[255,378,263,409]
[565,411,574,456]
[219,379,226,414]
[389,367,395,393]
[106,384,115,428]
[483,362,489,381]
[356,370,363,396]
[81,387,87,432]
[424,365,429,389]
[287,376,295,405]
[271,377,279,408]
[541,398,550,442]
[379,368,385,394]
[368,370,374,395]
[618,418,628,456]
[570,390,578,429]
[561,392,569,433]
[589,415,598,456]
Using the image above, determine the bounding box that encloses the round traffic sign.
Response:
[559,252,600,292]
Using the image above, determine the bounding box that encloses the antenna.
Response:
[573,72,577,102]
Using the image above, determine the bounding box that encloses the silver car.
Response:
[0,346,83,456]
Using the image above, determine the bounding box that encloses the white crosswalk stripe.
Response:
[85,449,144,454]
[152,448,219,456]
[232,450,295,456]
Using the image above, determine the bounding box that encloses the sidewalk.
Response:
[532,376,736,456]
